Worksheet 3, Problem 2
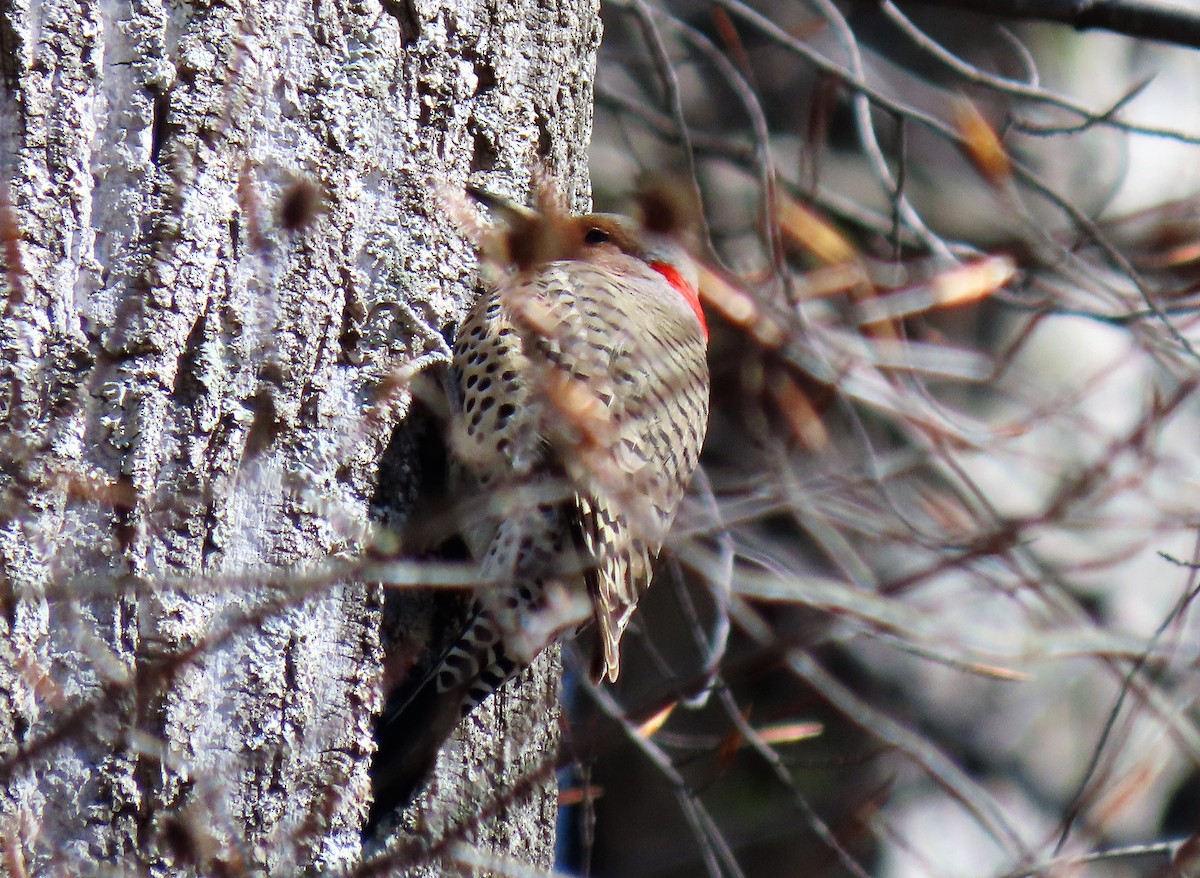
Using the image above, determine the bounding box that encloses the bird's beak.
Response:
[465,185,538,224]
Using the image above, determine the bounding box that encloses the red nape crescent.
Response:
[650,260,708,339]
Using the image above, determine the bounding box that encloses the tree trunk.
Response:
[0,0,599,874]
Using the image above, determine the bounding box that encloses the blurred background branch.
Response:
[573,0,1200,875]
[909,0,1200,50]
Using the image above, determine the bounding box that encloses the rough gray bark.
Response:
[0,0,599,874]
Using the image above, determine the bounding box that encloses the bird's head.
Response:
[572,213,705,337]
[467,184,705,336]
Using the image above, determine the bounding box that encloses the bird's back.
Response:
[452,249,709,680]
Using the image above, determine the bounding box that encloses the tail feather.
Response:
[365,664,459,834]
[365,606,519,835]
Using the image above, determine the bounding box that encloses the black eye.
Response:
[584,227,610,245]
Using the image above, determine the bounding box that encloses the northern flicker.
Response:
[368,190,710,829]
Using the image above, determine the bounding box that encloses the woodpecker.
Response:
[368,191,710,829]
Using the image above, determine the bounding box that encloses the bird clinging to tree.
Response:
[368,184,710,830]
